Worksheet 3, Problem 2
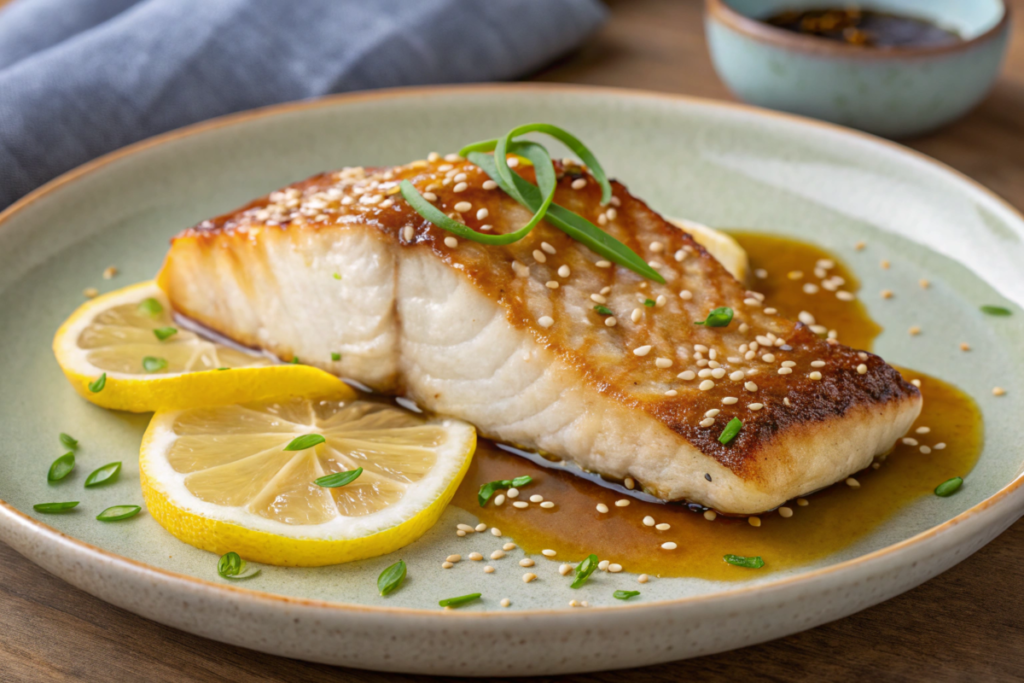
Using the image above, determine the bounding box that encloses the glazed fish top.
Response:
[173,155,918,479]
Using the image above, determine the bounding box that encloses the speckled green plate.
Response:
[1,85,1022,676]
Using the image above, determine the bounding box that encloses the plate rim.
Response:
[2,82,1023,618]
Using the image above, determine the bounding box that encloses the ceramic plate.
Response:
[1,85,1022,676]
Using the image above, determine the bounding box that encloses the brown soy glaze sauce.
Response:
[764,8,962,48]
[451,233,983,581]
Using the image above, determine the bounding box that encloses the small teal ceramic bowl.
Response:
[705,0,1011,138]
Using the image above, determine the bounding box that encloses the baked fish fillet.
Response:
[159,156,921,514]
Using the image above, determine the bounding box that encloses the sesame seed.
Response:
[596,503,609,513]
[457,524,475,532]
[748,516,761,527]
[655,523,670,531]
[532,249,548,264]
[665,389,678,397]
[615,499,630,507]
[83,287,99,298]
[725,370,742,381]
[508,488,519,498]
[556,265,571,279]
[638,574,649,584]
[993,387,1006,396]
[745,382,758,392]
[902,437,919,446]
[836,291,855,301]
[643,516,656,527]
[704,510,717,521]
[679,290,693,300]
[597,214,607,226]
[608,563,623,573]
[491,527,502,536]
[480,224,493,231]
[704,408,721,418]
[675,250,687,262]
[679,370,696,381]
[909,326,921,336]
[661,542,678,550]
[625,477,636,489]
[788,271,804,280]
[631,308,643,323]
[784,398,791,406]
[519,558,535,567]
[468,552,483,561]
[881,290,893,299]
[446,554,461,563]
[809,371,822,380]
[474,523,486,532]
[912,379,921,387]
[655,295,667,308]
[444,236,458,248]
[596,260,612,268]
[711,368,726,379]
[779,506,794,518]
[541,549,556,558]
[512,501,529,509]
[920,445,932,454]
[607,208,618,220]
[484,566,495,573]
[846,478,860,488]
[880,259,890,269]
[456,530,466,537]
[591,293,607,304]
[655,357,673,368]
[571,178,587,190]
[722,396,738,405]
[546,281,559,289]
[797,498,809,506]
[442,561,454,569]
[503,542,517,551]
[494,494,506,506]
[764,307,777,315]
[475,208,489,221]
[453,182,468,193]
[598,560,610,571]
[529,495,544,503]
[483,180,498,190]
[507,157,520,168]
[634,345,652,356]
[811,360,826,368]
[522,572,537,583]
[934,442,946,450]
[777,367,792,376]
[500,598,511,608]
[749,403,764,411]
[699,380,715,391]
[649,241,665,253]
[538,316,554,328]
[559,563,573,576]
[803,283,819,294]
[540,501,555,508]
[699,417,715,427]
[762,354,777,363]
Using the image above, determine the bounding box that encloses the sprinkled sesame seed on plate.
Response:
[446,554,461,563]
[656,295,667,307]
[811,360,826,368]
[441,561,453,569]
[484,566,495,573]
[522,572,537,583]
[491,527,502,537]
[506,489,518,499]
[881,290,893,299]
[661,542,677,550]
[857,364,868,374]
[529,495,544,503]
[836,291,855,301]
[546,281,559,289]
[559,564,573,576]
[920,445,932,454]
[512,501,529,509]
[748,516,761,527]
[880,259,890,269]
[615,499,630,507]
[519,558,535,568]
[797,498,809,506]
[540,501,555,508]
[655,523,670,531]
[475,523,487,532]
[468,552,483,561]
[494,494,506,506]
[704,510,717,521]
[608,563,623,573]
[631,308,643,323]
[909,326,921,336]
[803,283,819,294]
[596,503,609,513]
[679,290,693,300]
[912,379,922,387]
[500,598,511,607]
[456,530,466,537]
[605,316,618,328]
[643,516,655,527]
[934,442,946,450]
[456,524,474,532]
[902,437,918,446]
[638,574,649,584]
[846,477,860,488]
[655,357,673,368]
[993,387,1006,396]
[402,225,415,242]
[779,506,793,518]
[665,389,678,397]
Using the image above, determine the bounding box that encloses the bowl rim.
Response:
[705,0,1011,59]
[1,82,1023,618]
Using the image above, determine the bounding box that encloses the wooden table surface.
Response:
[3,1,1023,681]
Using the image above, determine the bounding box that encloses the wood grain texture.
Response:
[2,0,1023,680]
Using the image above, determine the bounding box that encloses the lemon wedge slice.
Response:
[668,218,750,283]
[53,281,345,412]
[140,395,475,566]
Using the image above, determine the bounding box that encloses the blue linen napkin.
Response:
[0,0,606,209]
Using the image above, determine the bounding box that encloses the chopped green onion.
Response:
[478,475,533,506]
[315,468,363,488]
[333,273,342,280]
[719,418,743,445]
[935,476,963,497]
[377,560,407,596]
[142,356,168,373]
[217,551,261,580]
[47,453,75,482]
[571,554,599,589]
[137,298,163,316]
[438,593,481,608]
[724,554,765,569]
[96,505,141,522]
[217,367,230,371]
[981,305,1011,316]
[33,501,79,513]
[292,356,300,364]
[88,373,106,393]
[331,352,341,361]
[593,304,613,316]
[695,307,734,327]
[613,590,640,600]
[84,462,121,487]
[644,298,656,307]
[59,433,78,450]
[284,434,325,451]
[153,326,178,341]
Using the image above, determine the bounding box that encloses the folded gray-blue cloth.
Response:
[0,0,606,209]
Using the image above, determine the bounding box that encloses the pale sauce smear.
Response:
[452,233,982,581]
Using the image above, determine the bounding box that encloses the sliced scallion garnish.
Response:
[593,304,613,316]
[570,553,599,589]
[217,551,261,580]
[284,434,325,451]
[935,476,963,497]
[84,462,121,487]
[59,432,78,449]
[96,505,141,522]
[613,590,640,600]
[315,468,362,488]
[477,475,533,507]
[719,418,743,445]
[695,307,734,327]
[48,453,75,482]
[377,559,407,596]
[34,501,79,513]
[724,554,765,569]
[137,298,163,316]
[981,305,1011,316]
[142,356,168,373]
[88,373,106,393]
[331,352,341,361]
[438,593,481,608]
[644,298,656,307]
[153,326,178,341]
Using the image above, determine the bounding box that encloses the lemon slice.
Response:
[668,218,750,283]
[140,395,475,566]
[53,281,345,412]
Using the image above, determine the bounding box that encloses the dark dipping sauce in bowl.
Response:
[451,233,983,581]
[764,8,962,48]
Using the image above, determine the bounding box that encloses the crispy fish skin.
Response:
[159,158,921,514]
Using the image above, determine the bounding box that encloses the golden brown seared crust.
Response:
[172,155,920,483]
